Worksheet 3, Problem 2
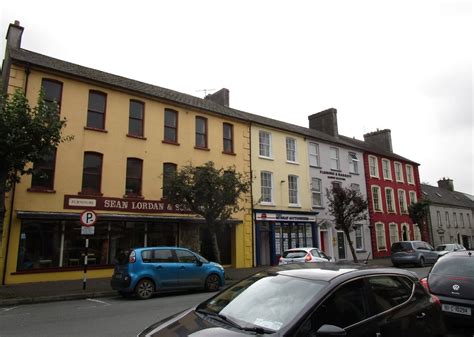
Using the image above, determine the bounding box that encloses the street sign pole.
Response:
[83,238,89,290]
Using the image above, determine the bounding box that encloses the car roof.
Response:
[263,262,415,283]
[133,246,184,251]
[284,247,317,251]
[438,251,473,258]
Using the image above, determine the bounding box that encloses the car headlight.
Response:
[216,264,224,271]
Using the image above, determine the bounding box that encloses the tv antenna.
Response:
[196,89,216,97]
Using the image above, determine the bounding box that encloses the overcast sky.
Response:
[2,0,473,194]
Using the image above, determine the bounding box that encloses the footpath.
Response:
[0,258,393,307]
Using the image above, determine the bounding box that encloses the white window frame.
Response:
[355,226,364,251]
[375,222,387,251]
[394,162,404,182]
[308,142,320,167]
[382,159,392,180]
[406,164,414,184]
[389,223,399,246]
[453,212,458,228]
[436,211,442,228]
[311,178,322,207]
[445,211,451,228]
[330,147,340,171]
[369,155,379,178]
[409,191,417,204]
[414,225,421,241]
[260,171,273,204]
[286,137,297,163]
[467,213,472,228]
[259,130,272,159]
[372,185,383,212]
[385,187,396,213]
[288,175,299,206]
[348,152,359,174]
[460,213,465,228]
[397,189,408,214]
[351,183,360,192]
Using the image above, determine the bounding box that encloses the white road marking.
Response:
[86,298,111,306]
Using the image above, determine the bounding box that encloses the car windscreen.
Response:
[391,242,412,252]
[282,250,307,258]
[431,257,474,278]
[197,271,327,332]
[435,245,450,251]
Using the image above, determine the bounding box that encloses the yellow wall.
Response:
[2,65,253,284]
[251,125,312,212]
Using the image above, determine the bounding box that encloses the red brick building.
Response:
[342,130,428,258]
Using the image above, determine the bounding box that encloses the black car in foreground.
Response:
[421,251,474,329]
[139,262,446,337]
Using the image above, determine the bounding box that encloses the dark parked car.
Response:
[138,262,446,336]
[390,240,438,267]
[111,247,225,299]
[421,251,474,328]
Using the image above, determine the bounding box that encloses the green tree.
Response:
[0,89,71,227]
[164,161,250,263]
[326,185,368,263]
[408,198,431,242]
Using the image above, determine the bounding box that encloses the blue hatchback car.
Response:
[110,247,225,299]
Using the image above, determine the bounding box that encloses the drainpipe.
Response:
[248,121,255,267]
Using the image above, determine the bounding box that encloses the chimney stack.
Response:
[308,108,339,137]
[437,178,454,191]
[205,88,229,107]
[363,129,393,153]
[6,20,24,49]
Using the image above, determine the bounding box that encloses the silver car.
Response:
[278,247,333,265]
[435,243,466,257]
[391,241,439,267]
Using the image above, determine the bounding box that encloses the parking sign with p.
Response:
[80,210,97,227]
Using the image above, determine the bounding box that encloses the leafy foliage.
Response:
[326,185,368,262]
[164,161,250,262]
[408,198,431,241]
[1,89,72,224]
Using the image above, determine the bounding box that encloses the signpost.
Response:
[80,210,97,290]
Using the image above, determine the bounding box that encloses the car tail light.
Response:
[279,256,283,263]
[420,277,430,291]
[430,294,441,306]
[305,253,312,262]
[129,250,136,263]
[406,249,415,253]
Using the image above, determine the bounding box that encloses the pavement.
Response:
[0,258,393,307]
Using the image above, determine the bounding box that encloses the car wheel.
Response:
[135,279,155,300]
[205,274,220,292]
[418,257,425,267]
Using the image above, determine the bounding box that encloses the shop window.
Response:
[125,158,143,197]
[223,123,234,154]
[30,149,57,191]
[17,220,62,270]
[86,90,107,130]
[81,152,103,194]
[164,108,178,143]
[128,100,145,137]
[109,222,145,263]
[147,222,178,247]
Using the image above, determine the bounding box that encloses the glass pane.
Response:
[82,174,101,193]
[129,101,144,119]
[88,92,106,112]
[196,134,206,147]
[165,110,177,127]
[87,111,104,129]
[84,153,102,173]
[164,127,176,142]
[126,178,141,195]
[42,80,62,105]
[129,118,143,136]
[127,159,142,178]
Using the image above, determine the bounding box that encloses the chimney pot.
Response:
[437,178,454,191]
[363,129,393,153]
[308,108,339,137]
[204,88,230,107]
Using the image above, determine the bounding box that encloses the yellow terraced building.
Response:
[1,22,253,284]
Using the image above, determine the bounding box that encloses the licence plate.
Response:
[442,304,471,316]
[114,273,122,279]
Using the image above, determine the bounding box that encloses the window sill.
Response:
[309,165,322,169]
[330,169,342,172]
[377,248,388,252]
[258,155,274,161]
[84,126,108,133]
[78,191,103,196]
[349,172,359,175]
[222,151,236,156]
[288,204,301,208]
[162,140,180,146]
[123,194,144,199]
[370,175,380,179]
[312,205,324,209]
[27,188,56,193]
[127,134,147,140]
[383,178,393,181]
[396,180,404,183]
[259,202,275,207]
[194,146,210,151]
[286,161,299,165]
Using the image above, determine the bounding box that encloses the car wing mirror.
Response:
[196,260,203,266]
[316,324,347,336]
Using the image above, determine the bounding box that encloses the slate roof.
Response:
[8,47,418,164]
[421,184,474,209]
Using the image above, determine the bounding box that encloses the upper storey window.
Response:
[125,158,143,197]
[309,142,320,167]
[164,109,178,143]
[406,165,414,184]
[382,159,392,180]
[81,152,103,195]
[286,137,297,162]
[394,162,404,182]
[259,131,272,158]
[223,123,234,154]
[195,116,208,149]
[348,152,359,174]
[330,147,340,170]
[87,91,107,130]
[128,100,145,137]
[42,79,63,113]
[30,150,57,190]
[368,155,379,178]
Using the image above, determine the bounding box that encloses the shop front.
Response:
[254,211,318,266]
[3,195,238,284]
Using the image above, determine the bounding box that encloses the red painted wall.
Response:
[363,153,426,258]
